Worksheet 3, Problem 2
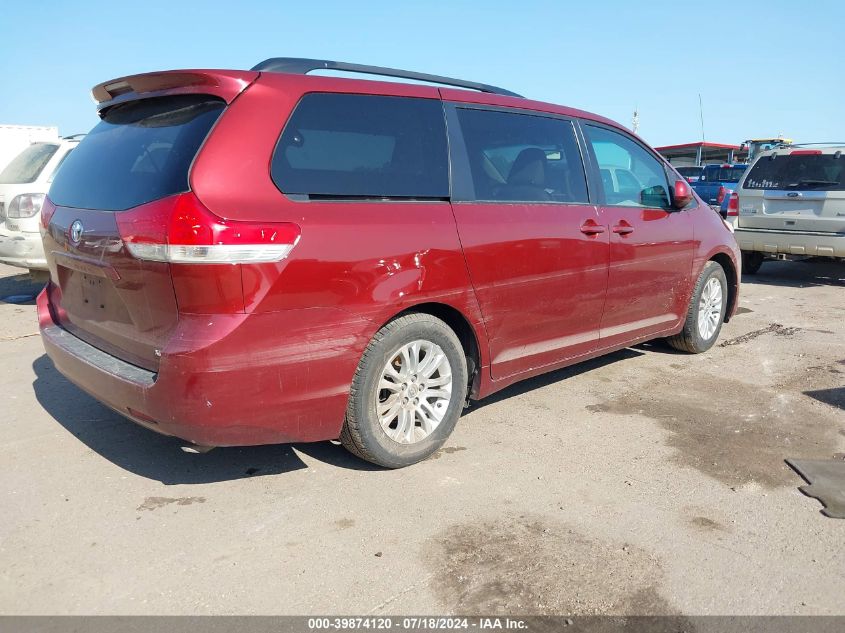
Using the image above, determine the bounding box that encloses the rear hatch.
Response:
[738,149,845,233]
[44,93,229,371]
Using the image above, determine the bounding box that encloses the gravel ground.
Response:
[0,259,843,615]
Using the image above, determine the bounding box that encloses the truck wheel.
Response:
[741,251,764,275]
[340,313,468,468]
[667,261,728,354]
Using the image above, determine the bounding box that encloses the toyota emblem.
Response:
[69,220,83,245]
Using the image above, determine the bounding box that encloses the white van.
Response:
[0,136,82,272]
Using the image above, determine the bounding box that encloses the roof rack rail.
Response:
[250,57,522,98]
[782,142,845,148]
[62,133,87,140]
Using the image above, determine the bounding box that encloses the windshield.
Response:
[48,95,225,211]
[743,154,845,190]
[0,143,60,184]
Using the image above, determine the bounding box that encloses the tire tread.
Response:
[340,313,464,467]
[666,261,726,354]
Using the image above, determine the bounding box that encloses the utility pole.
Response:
[699,94,705,142]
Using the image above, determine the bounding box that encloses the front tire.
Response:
[340,313,468,468]
[667,261,728,354]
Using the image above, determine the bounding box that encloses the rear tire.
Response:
[741,251,764,275]
[340,313,468,468]
[667,261,728,354]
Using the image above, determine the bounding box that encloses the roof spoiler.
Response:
[91,69,259,114]
[251,57,522,98]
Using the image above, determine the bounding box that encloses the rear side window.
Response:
[272,93,449,199]
[584,125,670,209]
[0,143,59,184]
[455,108,588,203]
[47,148,74,183]
[48,95,225,211]
[743,154,845,190]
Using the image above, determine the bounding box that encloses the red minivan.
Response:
[39,58,740,467]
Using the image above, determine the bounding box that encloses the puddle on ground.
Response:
[429,446,467,460]
[587,363,843,488]
[689,516,727,532]
[425,516,673,615]
[137,496,206,511]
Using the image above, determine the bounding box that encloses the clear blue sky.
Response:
[1,0,842,147]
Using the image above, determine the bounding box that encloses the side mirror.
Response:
[672,179,693,209]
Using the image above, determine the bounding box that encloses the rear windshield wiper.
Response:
[786,179,840,189]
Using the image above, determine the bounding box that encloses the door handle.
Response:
[612,222,634,235]
[580,221,606,236]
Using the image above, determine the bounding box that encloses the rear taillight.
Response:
[727,192,739,216]
[116,193,300,264]
[40,197,57,231]
[9,193,45,219]
[790,150,822,155]
[716,186,727,205]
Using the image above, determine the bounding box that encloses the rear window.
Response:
[271,93,449,199]
[48,95,225,211]
[702,166,746,183]
[676,167,703,178]
[743,154,845,190]
[0,143,59,184]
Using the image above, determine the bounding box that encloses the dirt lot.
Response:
[0,259,843,615]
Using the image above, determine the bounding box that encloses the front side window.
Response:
[0,143,59,184]
[585,125,670,208]
[271,93,449,199]
[455,108,588,203]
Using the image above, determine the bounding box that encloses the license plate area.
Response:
[57,267,123,322]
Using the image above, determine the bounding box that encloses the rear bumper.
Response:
[0,230,47,270]
[38,288,371,447]
[734,227,845,258]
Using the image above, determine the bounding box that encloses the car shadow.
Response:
[469,347,645,411]
[804,387,845,412]
[741,258,845,289]
[0,272,44,305]
[31,354,381,484]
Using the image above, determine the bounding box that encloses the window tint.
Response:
[48,95,225,211]
[677,166,704,178]
[455,108,588,203]
[272,94,448,199]
[585,125,670,208]
[743,154,845,190]
[0,143,59,184]
[701,166,746,182]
